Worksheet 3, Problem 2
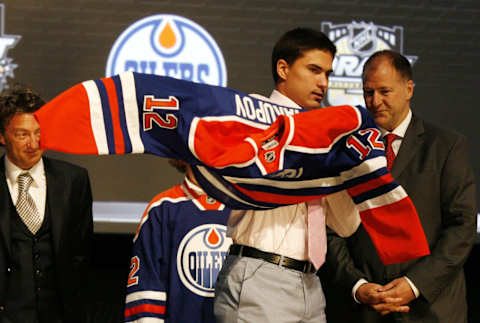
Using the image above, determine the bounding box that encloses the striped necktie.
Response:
[16,172,42,234]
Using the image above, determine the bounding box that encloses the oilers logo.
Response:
[321,21,417,107]
[177,224,232,297]
[0,4,20,92]
[106,14,227,86]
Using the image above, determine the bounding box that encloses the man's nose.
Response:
[317,74,328,89]
[26,134,40,149]
[372,92,382,107]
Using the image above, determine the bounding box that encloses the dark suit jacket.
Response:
[321,115,477,323]
[0,156,93,322]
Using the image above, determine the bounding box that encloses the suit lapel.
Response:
[391,114,425,178]
[0,156,13,255]
[44,158,64,255]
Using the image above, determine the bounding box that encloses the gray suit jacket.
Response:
[321,114,477,323]
[0,156,93,322]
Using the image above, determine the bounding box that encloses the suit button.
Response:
[0,305,4,311]
[6,267,11,273]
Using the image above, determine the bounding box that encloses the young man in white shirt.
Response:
[214,27,337,323]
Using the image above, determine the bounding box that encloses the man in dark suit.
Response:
[321,50,477,322]
[0,85,93,323]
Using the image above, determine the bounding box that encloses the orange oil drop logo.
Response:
[207,229,219,245]
[159,23,176,48]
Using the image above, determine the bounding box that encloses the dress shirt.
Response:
[352,108,420,301]
[228,90,361,260]
[5,157,47,222]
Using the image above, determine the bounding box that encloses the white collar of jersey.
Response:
[181,176,225,211]
[184,176,205,195]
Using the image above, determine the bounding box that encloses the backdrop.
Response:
[0,0,478,232]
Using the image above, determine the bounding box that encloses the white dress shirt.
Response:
[228,90,361,260]
[5,156,47,222]
[352,108,420,301]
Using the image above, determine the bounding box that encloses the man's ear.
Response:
[405,79,414,100]
[0,133,5,146]
[276,59,289,82]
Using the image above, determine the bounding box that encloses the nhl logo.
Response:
[264,151,276,163]
[347,22,377,56]
[177,224,232,297]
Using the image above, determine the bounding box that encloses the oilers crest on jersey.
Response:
[125,178,231,322]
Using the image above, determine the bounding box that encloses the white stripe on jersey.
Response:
[82,80,109,154]
[340,156,386,181]
[126,290,166,304]
[120,72,145,154]
[356,186,408,212]
[128,316,164,322]
[223,173,342,189]
[195,166,270,209]
[222,156,385,191]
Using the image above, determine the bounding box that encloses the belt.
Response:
[228,244,316,273]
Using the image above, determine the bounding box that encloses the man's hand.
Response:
[356,281,411,316]
[355,283,386,305]
[374,277,415,315]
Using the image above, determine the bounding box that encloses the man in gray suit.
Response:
[0,85,93,323]
[321,50,477,322]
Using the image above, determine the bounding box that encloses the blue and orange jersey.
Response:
[34,72,430,265]
[125,178,231,322]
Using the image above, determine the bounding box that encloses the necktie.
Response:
[384,133,398,172]
[16,172,42,234]
[306,198,327,270]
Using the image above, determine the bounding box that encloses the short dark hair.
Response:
[271,27,336,84]
[168,159,187,173]
[0,84,45,135]
[362,50,413,81]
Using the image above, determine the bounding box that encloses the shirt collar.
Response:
[5,156,44,186]
[269,90,301,108]
[379,109,412,138]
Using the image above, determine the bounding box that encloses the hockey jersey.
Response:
[34,72,429,265]
[125,178,231,323]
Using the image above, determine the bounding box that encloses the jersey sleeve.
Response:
[124,205,168,322]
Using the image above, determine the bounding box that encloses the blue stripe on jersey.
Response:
[343,167,390,191]
[234,181,344,197]
[192,166,278,209]
[94,79,116,154]
[351,181,399,205]
[112,75,133,153]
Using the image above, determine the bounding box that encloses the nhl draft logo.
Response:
[106,14,227,86]
[177,224,232,297]
[321,21,417,107]
[0,4,20,92]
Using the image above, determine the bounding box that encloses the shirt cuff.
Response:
[404,276,420,298]
[352,278,369,304]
